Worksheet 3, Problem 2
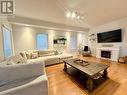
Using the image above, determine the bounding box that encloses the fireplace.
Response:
[101,50,111,58]
[96,47,119,61]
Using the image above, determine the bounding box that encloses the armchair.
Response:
[82,46,91,57]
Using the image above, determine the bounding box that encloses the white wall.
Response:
[12,24,88,55]
[77,32,88,47]
[88,18,127,56]
[12,26,36,54]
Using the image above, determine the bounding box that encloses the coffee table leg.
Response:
[87,77,93,92]
[63,62,67,71]
[103,69,108,78]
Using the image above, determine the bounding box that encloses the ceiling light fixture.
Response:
[77,16,80,19]
[66,11,71,18]
[72,12,76,18]
[66,10,84,20]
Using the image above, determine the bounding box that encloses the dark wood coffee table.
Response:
[63,59,109,92]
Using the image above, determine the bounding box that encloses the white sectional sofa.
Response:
[20,49,73,66]
[0,55,48,95]
[0,50,72,95]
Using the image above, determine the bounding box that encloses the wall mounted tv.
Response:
[97,29,122,43]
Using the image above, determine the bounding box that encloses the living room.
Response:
[0,0,127,95]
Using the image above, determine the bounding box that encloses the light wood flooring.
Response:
[46,56,127,95]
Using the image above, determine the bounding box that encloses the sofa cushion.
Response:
[38,49,55,57]
[0,60,14,66]
[0,61,45,86]
[6,55,27,64]
[40,55,59,61]
[27,55,60,66]
[0,75,48,95]
[56,53,73,63]
[28,53,73,66]
[28,55,59,63]
[27,58,44,64]
[56,53,73,59]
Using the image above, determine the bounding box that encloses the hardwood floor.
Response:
[46,56,127,95]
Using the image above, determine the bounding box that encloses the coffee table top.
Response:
[64,59,109,77]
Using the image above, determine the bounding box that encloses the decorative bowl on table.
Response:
[74,58,89,66]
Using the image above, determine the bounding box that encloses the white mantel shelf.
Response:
[97,47,119,51]
[96,47,120,61]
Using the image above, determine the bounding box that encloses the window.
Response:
[37,34,48,50]
[70,36,77,49]
[2,26,13,57]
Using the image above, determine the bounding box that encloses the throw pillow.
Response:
[25,51,32,59]
[31,52,38,59]
[6,55,27,64]
[20,51,27,59]
[0,60,14,65]
[54,50,59,55]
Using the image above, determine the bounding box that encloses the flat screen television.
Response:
[97,29,122,43]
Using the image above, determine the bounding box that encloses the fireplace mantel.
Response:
[97,47,119,51]
[96,47,120,61]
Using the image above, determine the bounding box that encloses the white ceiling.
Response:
[15,0,127,28]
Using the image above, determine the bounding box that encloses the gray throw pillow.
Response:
[54,50,59,55]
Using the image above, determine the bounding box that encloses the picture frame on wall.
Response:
[53,36,67,45]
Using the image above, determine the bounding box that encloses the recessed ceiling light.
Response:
[77,16,80,19]
[66,11,71,18]
[72,12,76,18]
